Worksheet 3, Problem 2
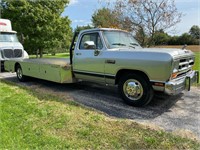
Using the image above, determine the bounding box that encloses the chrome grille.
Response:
[3,49,23,58]
[178,58,194,71]
[177,57,194,78]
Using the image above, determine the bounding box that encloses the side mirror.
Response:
[84,41,96,49]
[94,49,100,56]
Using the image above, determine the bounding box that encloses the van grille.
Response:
[3,49,23,58]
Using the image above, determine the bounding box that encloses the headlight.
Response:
[172,61,179,73]
[171,61,179,79]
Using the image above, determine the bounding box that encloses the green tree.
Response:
[92,7,121,28]
[74,25,93,33]
[134,26,148,46]
[168,35,179,45]
[100,0,182,46]
[189,25,200,39]
[153,30,170,45]
[178,33,194,45]
[1,0,72,57]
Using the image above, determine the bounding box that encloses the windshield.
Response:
[0,33,19,42]
[103,31,141,49]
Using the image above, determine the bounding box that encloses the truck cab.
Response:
[0,19,29,71]
[71,28,199,106]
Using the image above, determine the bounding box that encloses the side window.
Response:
[79,33,103,50]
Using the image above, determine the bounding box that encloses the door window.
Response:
[79,33,103,50]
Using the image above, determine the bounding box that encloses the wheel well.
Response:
[14,63,20,72]
[115,69,150,85]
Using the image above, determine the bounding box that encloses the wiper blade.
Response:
[129,45,135,49]
[112,43,126,46]
[130,43,139,46]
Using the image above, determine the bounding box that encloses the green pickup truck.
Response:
[5,28,199,107]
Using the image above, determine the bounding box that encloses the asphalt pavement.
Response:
[1,72,200,139]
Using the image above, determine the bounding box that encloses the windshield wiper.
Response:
[130,43,139,46]
[129,45,135,49]
[112,43,126,46]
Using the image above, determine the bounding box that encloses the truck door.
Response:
[73,32,105,83]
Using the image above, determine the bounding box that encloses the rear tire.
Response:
[118,73,154,107]
[16,65,27,82]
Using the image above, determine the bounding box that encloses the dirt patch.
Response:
[173,129,200,141]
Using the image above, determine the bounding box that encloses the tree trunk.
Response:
[39,49,43,58]
[36,49,39,58]
[20,33,25,44]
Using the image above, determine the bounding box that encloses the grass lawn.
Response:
[193,52,200,71]
[193,52,200,84]
[0,81,199,149]
[29,53,70,59]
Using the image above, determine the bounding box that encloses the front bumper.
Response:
[165,70,199,95]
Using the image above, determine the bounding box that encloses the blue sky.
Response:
[63,0,199,35]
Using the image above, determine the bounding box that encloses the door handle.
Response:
[105,60,116,64]
[76,53,82,56]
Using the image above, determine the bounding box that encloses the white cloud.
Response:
[69,0,78,6]
[175,0,198,3]
[73,19,86,23]
[72,19,92,27]
[73,19,92,24]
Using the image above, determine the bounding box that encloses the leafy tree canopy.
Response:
[92,7,121,29]
[95,0,183,46]
[1,0,72,57]
[189,25,200,39]
[74,25,93,33]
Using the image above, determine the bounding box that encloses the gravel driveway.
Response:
[1,72,200,139]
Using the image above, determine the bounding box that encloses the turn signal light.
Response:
[171,73,178,79]
[154,82,164,87]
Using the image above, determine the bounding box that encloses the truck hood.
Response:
[116,47,194,59]
[0,42,23,49]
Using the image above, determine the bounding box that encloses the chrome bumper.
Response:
[165,70,199,95]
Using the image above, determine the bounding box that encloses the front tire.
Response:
[118,73,154,107]
[16,65,27,82]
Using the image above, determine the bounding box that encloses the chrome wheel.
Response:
[123,79,143,101]
[119,74,153,107]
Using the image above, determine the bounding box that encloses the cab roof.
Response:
[79,28,129,34]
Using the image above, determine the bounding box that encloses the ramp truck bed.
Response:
[4,58,74,83]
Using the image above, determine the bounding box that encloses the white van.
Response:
[0,19,29,71]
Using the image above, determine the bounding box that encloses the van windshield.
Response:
[0,33,19,42]
[102,30,141,49]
